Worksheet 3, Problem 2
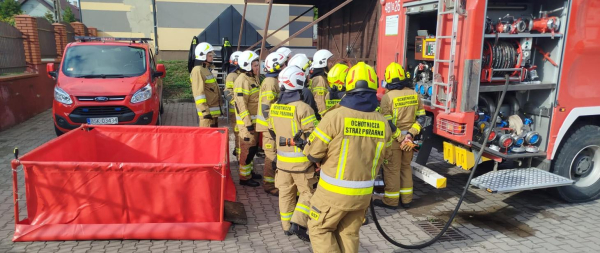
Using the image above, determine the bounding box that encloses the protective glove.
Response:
[400,140,417,152]
[203,114,213,119]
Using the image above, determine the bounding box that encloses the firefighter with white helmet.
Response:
[310,49,334,116]
[289,53,312,74]
[269,66,318,241]
[257,52,286,195]
[276,47,293,63]
[191,42,222,127]
[225,51,243,157]
[373,62,425,209]
[234,50,263,187]
[289,53,320,121]
[304,62,393,252]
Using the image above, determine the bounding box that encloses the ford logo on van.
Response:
[94,97,109,102]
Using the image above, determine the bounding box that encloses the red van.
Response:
[47,37,165,136]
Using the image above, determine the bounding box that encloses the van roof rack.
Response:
[75,36,153,43]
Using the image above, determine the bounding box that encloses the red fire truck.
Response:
[377,0,600,202]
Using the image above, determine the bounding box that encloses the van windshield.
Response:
[62,45,147,78]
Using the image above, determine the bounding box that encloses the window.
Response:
[62,45,147,78]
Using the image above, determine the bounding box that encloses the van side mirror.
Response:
[47,63,57,79]
[154,64,166,78]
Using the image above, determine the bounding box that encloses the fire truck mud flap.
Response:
[471,168,574,193]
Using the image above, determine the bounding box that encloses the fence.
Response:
[62,22,75,43]
[0,22,27,75]
[36,18,58,60]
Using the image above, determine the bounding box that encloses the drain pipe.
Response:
[152,0,159,54]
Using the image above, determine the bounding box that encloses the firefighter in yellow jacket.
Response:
[225,51,243,157]
[373,62,426,209]
[191,42,222,127]
[234,50,262,187]
[269,66,318,242]
[310,49,334,116]
[257,52,286,196]
[304,62,394,252]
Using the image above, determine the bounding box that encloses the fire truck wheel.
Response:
[552,125,600,203]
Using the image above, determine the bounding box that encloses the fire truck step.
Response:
[471,168,574,193]
[412,162,447,189]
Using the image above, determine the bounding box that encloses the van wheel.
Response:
[551,125,600,203]
[54,125,64,136]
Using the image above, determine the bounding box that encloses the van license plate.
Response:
[87,117,118,125]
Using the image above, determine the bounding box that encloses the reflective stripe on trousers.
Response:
[295,203,310,216]
[280,212,293,221]
[236,115,257,125]
[209,107,220,115]
[195,95,207,105]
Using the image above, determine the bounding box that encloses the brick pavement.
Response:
[0,102,599,252]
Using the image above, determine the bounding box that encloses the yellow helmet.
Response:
[385,62,410,83]
[327,63,349,90]
[346,62,378,93]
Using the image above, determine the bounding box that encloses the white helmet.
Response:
[238,50,259,72]
[195,42,214,61]
[279,66,307,91]
[311,49,333,69]
[288,54,312,71]
[276,47,292,61]
[264,52,286,73]
[229,51,243,66]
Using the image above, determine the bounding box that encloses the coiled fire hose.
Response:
[370,75,511,249]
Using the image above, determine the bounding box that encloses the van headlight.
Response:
[131,84,153,103]
[54,86,73,105]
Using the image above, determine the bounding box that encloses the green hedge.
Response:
[159,60,192,100]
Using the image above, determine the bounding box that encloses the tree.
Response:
[44,11,55,23]
[62,7,76,22]
[0,0,22,25]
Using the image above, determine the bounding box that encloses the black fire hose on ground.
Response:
[370,75,512,249]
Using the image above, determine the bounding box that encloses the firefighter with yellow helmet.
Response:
[269,66,318,241]
[257,52,286,195]
[234,50,263,187]
[225,51,243,156]
[323,63,349,114]
[191,42,222,127]
[304,62,393,252]
[373,62,426,209]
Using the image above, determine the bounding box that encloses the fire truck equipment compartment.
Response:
[10,125,236,241]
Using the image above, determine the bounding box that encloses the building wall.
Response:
[21,0,52,17]
[80,0,314,60]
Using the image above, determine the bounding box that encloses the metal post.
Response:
[247,6,314,51]
[258,0,273,83]
[269,0,353,53]
[237,0,248,51]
